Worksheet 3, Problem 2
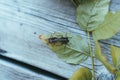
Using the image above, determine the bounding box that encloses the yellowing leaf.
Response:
[39,33,90,64]
[93,11,120,41]
[94,41,117,73]
[76,0,110,31]
[69,67,92,80]
[111,45,120,68]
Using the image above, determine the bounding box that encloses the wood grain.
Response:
[0,0,120,79]
[0,59,56,80]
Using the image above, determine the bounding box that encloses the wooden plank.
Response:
[0,0,85,34]
[0,0,119,79]
[0,0,87,78]
[0,59,56,80]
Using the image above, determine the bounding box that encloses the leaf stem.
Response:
[87,32,96,80]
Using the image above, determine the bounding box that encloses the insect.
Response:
[58,37,69,45]
[48,33,70,46]
[48,37,58,44]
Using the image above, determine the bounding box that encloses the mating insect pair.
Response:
[48,37,69,45]
[48,33,70,46]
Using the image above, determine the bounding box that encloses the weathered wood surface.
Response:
[0,0,120,79]
[0,59,56,80]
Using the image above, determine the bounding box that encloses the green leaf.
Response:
[71,0,93,6]
[40,32,90,64]
[71,0,81,6]
[69,67,92,80]
[76,0,110,31]
[116,71,120,80]
[93,11,120,41]
[111,45,120,68]
[94,41,117,73]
